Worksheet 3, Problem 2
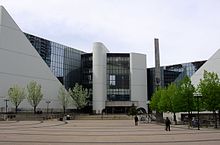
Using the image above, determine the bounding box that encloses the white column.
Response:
[92,42,109,114]
[130,53,148,111]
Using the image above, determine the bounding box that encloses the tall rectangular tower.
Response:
[154,38,161,88]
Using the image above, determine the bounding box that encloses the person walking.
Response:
[165,117,171,131]
[134,115,139,126]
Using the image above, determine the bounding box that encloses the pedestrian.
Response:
[134,115,139,126]
[192,117,196,128]
[165,117,171,131]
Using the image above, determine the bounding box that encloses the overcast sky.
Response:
[1,0,220,67]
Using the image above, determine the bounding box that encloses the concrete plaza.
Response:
[0,120,220,145]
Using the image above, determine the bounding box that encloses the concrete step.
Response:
[75,115,133,120]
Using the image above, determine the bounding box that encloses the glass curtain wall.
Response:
[81,54,93,107]
[25,33,51,67]
[63,47,82,89]
[147,60,206,100]
[107,54,130,101]
[25,33,83,89]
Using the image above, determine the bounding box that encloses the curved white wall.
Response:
[92,42,109,114]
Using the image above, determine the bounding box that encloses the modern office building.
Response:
[147,60,206,100]
[81,43,148,114]
[1,5,219,114]
[0,6,147,113]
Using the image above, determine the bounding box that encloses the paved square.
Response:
[0,120,220,145]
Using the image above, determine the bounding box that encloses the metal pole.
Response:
[197,96,200,130]
[147,101,150,123]
[46,101,51,115]
[47,103,48,114]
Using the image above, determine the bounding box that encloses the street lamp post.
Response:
[46,100,51,115]
[197,96,200,130]
[146,100,150,123]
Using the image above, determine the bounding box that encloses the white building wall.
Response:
[0,6,65,111]
[191,49,220,86]
[92,42,109,114]
[130,53,148,111]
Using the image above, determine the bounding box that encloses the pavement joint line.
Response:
[0,121,66,130]
[0,138,220,144]
[0,126,219,132]
[0,131,220,137]
[32,122,67,128]
[0,121,42,127]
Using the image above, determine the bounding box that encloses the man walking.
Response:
[165,117,171,131]
[134,115,139,126]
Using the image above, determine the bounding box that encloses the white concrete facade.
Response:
[191,49,220,86]
[130,53,148,111]
[92,44,148,113]
[92,42,109,114]
[0,6,64,111]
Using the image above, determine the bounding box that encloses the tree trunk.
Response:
[188,111,191,128]
[173,112,177,125]
[213,110,217,128]
[63,106,66,115]
[15,105,18,114]
[218,110,220,126]
[34,106,36,114]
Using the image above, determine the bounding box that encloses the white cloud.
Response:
[1,0,220,67]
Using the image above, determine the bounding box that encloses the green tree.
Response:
[157,88,168,112]
[27,81,43,114]
[128,103,138,116]
[57,85,69,115]
[198,70,220,128]
[150,87,164,112]
[69,83,89,111]
[150,87,165,122]
[158,83,179,124]
[8,85,26,114]
[178,76,195,126]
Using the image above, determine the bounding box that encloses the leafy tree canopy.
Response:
[69,83,89,110]
[198,70,220,111]
[158,83,179,113]
[177,76,195,112]
[150,87,163,112]
[27,81,43,113]
[128,103,138,116]
[8,84,26,113]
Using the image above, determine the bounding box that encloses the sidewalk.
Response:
[0,120,220,145]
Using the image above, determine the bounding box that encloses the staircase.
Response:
[75,114,133,120]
